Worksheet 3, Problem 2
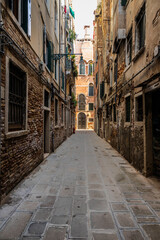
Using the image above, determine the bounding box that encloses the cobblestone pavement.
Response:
[1,131,160,240]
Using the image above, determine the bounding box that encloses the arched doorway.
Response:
[78,113,86,129]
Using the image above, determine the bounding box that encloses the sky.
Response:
[72,0,97,39]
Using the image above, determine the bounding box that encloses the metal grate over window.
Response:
[8,61,26,131]
[79,94,85,110]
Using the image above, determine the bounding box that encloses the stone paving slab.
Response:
[0,212,32,239]
[90,212,115,230]
[92,232,119,240]
[0,131,160,239]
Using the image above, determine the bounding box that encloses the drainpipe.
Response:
[0,2,2,203]
[59,0,61,92]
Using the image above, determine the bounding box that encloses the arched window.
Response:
[79,62,85,75]
[79,94,86,110]
[89,83,94,96]
[88,63,93,75]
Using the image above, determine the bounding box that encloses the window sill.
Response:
[5,130,28,139]
[124,122,131,127]
[133,46,145,62]
[55,125,60,129]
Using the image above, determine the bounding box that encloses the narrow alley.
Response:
[0,131,160,240]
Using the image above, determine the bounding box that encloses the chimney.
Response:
[84,25,90,39]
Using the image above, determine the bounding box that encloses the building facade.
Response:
[94,0,160,177]
[0,0,76,201]
[75,26,94,130]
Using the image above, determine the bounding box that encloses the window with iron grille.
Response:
[79,62,85,75]
[89,118,93,122]
[88,63,93,75]
[55,98,58,125]
[125,96,131,122]
[89,83,94,96]
[8,61,26,132]
[135,95,143,121]
[44,90,49,108]
[135,4,146,53]
[126,28,132,65]
[79,94,85,110]
[89,103,94,111]
[113,104,116,122]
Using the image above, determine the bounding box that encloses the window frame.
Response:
[5,56,28,137]
[135,93,143,123]
[79,94,86,111]
[79,62,86,75]
[88,63,93,75]
[135,3,146,54]
[89,83,94,96]
[125,95,131,123]
[55,97,59,126]
[89,103,94,111]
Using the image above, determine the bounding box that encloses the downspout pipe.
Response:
[59,0,61,93]
[0,2,3,204]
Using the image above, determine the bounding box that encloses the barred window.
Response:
[125,96,131,122]
[8,61,26,132]
[135,95,143,121]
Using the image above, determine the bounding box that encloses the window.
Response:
[44,90,49,108]
[110,67,113,86]
[106,104,109,118]
[55,1,58,37]
[135,4,146,53]
[114,58,118,83]
[121,0,127,6]
[89,103,94,111]
[55,60,58,81]
[100,81,104,99]
[109,105,112,121]
[55,98,58,126]
[96,73,98,87]
[113,104,116,122]
[43,28,54,72]
[61,71,65,91]
[79,94,85,110]
[126,28,132,66]
[89,118,93,122]
[135,95,143,121]
[9,0,19,20]
[89,83,94,96]
[8,61,26,132]
[79,62,85,75]
[88,63,93,75]
[61,103,64,124]
[8,0,31,36]
[125,96,131,122]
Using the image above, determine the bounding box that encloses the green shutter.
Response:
[21,0,28,34]
[121,0,127,6]
[49,41,54,72]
